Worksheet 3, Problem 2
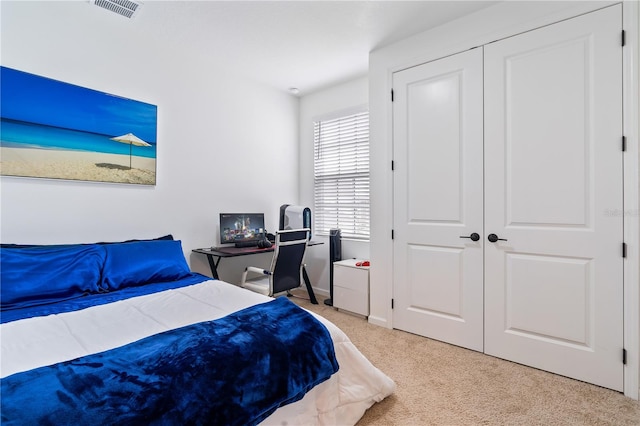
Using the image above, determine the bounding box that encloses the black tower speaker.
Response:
[324,229,342,306]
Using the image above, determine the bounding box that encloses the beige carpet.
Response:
[291,294,640,426]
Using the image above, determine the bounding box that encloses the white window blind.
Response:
[314,110,370,240]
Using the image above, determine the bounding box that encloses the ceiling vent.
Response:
[90,0,143,19]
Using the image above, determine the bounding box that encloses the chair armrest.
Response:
[246,266,270,275]
[241,266,271,286]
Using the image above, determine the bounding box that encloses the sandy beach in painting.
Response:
[0,147,156,185]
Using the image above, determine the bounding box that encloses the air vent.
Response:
[90,0,143,19]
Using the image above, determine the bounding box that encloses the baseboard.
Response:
[367,315,390,329]
[311,287,329,299]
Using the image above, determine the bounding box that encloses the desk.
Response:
[193,241,322,304]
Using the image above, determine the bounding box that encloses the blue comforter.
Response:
[1,297,339,425]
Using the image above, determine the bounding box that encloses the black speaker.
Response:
[324,229,342,306]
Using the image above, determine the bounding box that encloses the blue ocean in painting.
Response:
[0,66,157,159]
[1,118,156,158]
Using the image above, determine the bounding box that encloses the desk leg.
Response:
[206,255,221,280]
[302,265,318,305]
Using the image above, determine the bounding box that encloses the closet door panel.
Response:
[484,5,623,391]
[506,39,589,226]
[407,71,463,222]
[392,48,484,352]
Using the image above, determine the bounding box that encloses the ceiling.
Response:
[116,1,499,95]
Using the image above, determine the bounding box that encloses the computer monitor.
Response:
[219,213,266,247]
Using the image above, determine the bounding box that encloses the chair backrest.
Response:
[270,228,310,295]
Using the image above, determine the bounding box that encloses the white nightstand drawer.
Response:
[334,263,368,292]
[334,285,369,316]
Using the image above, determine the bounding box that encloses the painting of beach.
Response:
[0,67,157,185]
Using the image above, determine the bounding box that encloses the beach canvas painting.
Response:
[0,67,157,185]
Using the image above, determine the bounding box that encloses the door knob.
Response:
[487,233,507,243]
[460,233,480,242]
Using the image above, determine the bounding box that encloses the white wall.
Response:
[0,1,299,284]
[298,76,369,297]
[369,0,639,398]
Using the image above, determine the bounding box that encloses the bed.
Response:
[0,237,395,425]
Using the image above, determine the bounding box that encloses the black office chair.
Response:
[240,228,310,297]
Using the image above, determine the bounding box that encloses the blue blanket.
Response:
[1,297,339,426]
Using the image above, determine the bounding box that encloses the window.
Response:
[313,110,370,240]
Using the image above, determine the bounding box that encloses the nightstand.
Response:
[333,259,369,317]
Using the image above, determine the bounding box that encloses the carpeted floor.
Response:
[291,293,640,425]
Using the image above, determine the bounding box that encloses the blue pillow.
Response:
[0,235,174,249]
[1,244,106,310]
[101,240,191,290]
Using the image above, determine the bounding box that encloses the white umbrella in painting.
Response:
[110,133,152,169]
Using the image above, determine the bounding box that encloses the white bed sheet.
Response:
[0,279,395,425]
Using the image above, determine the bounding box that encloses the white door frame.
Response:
[622,0,639,400]
[369,1,639,399]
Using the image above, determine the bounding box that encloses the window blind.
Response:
[314,110,370,240]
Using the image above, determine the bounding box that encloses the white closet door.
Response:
[484,5,623,391]
[392,48,484,352]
